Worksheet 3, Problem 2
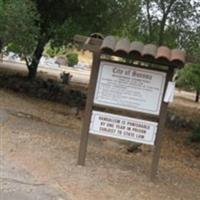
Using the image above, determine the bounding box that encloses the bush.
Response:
[66,52,78,67]
[190,125,200,143]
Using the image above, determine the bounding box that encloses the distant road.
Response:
[0,60,90,87]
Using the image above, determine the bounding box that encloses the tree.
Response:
[107,0,142,41]
[1,0,120,79]
[1,0,200,80]
[140,0,200,47]
[114,0,200,49]
[177,64,200,102]
[0,0,5,54]
[26,0,123,79]
[0,0,39,56]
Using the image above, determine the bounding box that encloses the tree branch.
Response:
[158,0,177,45]
[24,56,31,70]
[146,0,153,41]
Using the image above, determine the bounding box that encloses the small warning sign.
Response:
[90,111,158,145]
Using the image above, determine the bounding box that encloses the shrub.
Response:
[190,125,200,143]
[66,52,78,67]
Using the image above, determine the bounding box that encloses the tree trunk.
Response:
[158,23,165,45]
[158,14,167,46]
[158,0,176,46]
[195,90,200,103]
[146,0,153,42]
[27,36,49,80]
[0,39,3,62]
[28,66,38,80]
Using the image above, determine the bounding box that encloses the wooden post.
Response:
[150,67,174,180]
[78,51,101,165]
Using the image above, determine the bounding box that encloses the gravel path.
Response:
[0,89,200,200]
[0,108,68,200]
[0,154,67,200]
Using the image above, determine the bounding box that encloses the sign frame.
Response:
[77,51,174,181]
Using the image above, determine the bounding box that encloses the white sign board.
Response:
[94,61,166,115]
[164,81,175,103]
[90,111,158,145]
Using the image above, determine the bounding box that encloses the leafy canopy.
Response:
[0,0,39,55]
[177,64,200,92]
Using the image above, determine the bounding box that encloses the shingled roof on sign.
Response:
[156,46,171,62]
[171,49,186,66]
[73,34,186,68]
[100,36,186,67]
[129,41,144,57]
[101,36,117,54]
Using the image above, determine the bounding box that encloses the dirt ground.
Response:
[0,88,200,200]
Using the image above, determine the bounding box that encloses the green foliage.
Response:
[32,0,118,47]
[1,0,200,79]
[44,42,75,58]
[176,63,200,102]
[0,0,39,55]
[112,0,200,50]
[44,46,60,58]
[66,52,78,67]
[1,0,121,78]
[96,0,200,62]
[109,0,142,41]
[176,64,200,92]
[190,125,200,143]
[140,0,200,47]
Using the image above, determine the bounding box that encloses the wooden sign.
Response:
[90,111,158,145]
[77,53,173,181]
[94,61,166,115]
[74,35,185,180]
